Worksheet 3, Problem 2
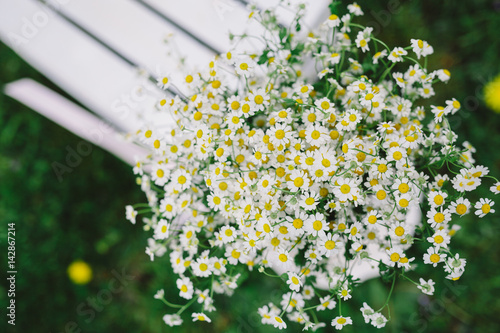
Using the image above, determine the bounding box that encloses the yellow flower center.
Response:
[434,235,444,244]
[434,195,444,205]
[456,204,467,215]
[313,220,323,231]
[482,204,491,214]
[325,240,336,250]
[293,219,303,229]
[430,253,440,263]
[294,177,304,188]
[340,184,351,194]
[434,213,445,223]
[390,253,400,262]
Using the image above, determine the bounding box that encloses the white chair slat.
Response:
[5,78,148,166]
[0,0,163,132]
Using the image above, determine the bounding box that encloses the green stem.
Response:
[160,297,184,309]
[377,273,396,312]
[177,297,198,315]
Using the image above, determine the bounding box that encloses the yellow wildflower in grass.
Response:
[67,260,92,285]
[484,74,500,113]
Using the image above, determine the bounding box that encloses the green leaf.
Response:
[279,27,287,42]
[328,1,340,15]
[257,50,270,65]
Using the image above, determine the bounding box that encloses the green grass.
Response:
[1,1,500,332]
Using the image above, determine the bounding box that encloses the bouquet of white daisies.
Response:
[125,1,498,330]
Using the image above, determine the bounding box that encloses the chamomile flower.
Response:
[360,303,375,323]
[490,182,500,194]
[156,73,171,90]
[386,247,405,267]
[410,39,434,59]
[448,197,470,217]
[428,191,448,208]
[427,230,450,250]
[272,315,287,329]
[163,314,183,327]
[125,205,138,224]
[296,84,314,98]
[318,67,334,79]
[235,57,256,76]
[170,169,192,192]
[304,212,328,237]
[154,289,164,299]
[280,292,305,313]
[219,225,237,243]
[325,14,341,28]
[299,191,321,211]
[176,277,194,299]
[268,123,293,146]
[388,47,408,63]
[347,2,363,16]
[435,69,451,82]
[154,219,170,240]
[193,257,212,278]
[338,282,352,300]
[317,233,341,257]
[286,272,303,292]
[423,247,446,267]
[332,316,352,330]
[417,278,435,295]
[249,89,270,111]
[151,164,170,186]
[371,313,387,328]
[182,72,201,89]
[271,248,294,271]
[426,207,451,228]
[286,210,307,236]
[371,159,393,180]
[372,50,387,64]
[288,170,310,192]
[317,296,336,311]
[207,193,224,211]
[337,109,361,132]
[314,97,335,113]
[192,312,211,323]
[328,52,341,65]
[474,198,495,218]
[444,254,466,281]
[355,27,373,53]
[304,124,329,146]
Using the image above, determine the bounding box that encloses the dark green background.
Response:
[1,1,500,332]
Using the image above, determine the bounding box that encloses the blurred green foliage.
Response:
[1,0,500,332]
